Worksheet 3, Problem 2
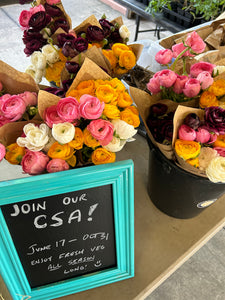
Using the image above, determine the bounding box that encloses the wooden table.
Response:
[1,134,225,300]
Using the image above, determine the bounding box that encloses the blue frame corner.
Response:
[0,159,134,300]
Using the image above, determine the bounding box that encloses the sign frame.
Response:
[0,159,134,300]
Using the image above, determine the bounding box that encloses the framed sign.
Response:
[0,160,134,300]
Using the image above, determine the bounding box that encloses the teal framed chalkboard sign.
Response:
[0,160,134,300]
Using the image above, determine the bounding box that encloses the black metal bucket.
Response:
[147,136,225,219]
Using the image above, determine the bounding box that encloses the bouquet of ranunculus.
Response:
[146,31,220,104]
[173,105,225,183]
[0,59,140,175]
[0,60,39,127]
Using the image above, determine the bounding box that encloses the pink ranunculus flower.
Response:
[0,95,26,121]
[157,69,177,88]
[0,115,11,127]
[0,143,6,162]
[172,43,194,58]
[146,73,161,94]
[173,75,188,94]
[196,71,214,90]
[0,94,11,104]
[195,127,211,143]
[155,49,173,65]
[190,62,216,77]
[57,97,80,123]
[179,124,196,141]
[185,31,206,54]
[87,119,114,146]
[44,105,64,128]
[183,78,201,98]
[19,91,37,107]
[214,147,225,157]
[79,94,104,120]
[46,0,61,4]
[19,5,45,29]
[47,158,69,173]
[21,150,49,175]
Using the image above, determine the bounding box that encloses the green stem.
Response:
[171,47,190,71]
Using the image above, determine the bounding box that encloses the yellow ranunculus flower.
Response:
[117,91,133,108]
[186,157,199,168]
[199,91,219,108]
[175,139,201,160]
[66,89,81,100]
[45,61,65,87]
[113,66,128,75]
[83,128,100,148]
[208,79,225,97]
[120,107,140,128]
[48,142,74,160]
[76,80,96,95]
[66,155,77,167]
[95,84,118,105]
[111,43,130,57]
[91,147,116,165]
[109,78,126,93]
[68,127,84,150]
[102,49,117,69]
[103,104,120,119]
[119,50,136,70]
[5,143,25,165]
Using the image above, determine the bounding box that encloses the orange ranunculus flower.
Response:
[111,43,130,57]
[103,104,120,119]
[83,128,100,148]
[66,89,81,100]
[91,147,116,165]
[208,79,225,97]
[68,127,84,150]
[91,42,103,48]
[117,91,133,108]
[76,80,96,95]
[175,139,201,160]
[109,78,126,93]
[66,155,77,167]
[58,49,67,62]
[113,66,127,75]
[102,49,117,69]
[213,134,225,148]
[120,107,140,127]
[199,91,219,108]
[186,157,199,168]
[5,143,25,165]
[95,84,118,105]
[94,79,107,89]
[126,105,139,115]
[45,61,66,87]
[48,142,75,160]
[119,50,136,70]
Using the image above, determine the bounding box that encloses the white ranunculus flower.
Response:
[40,27,51,39]
[25,65,36,79]
[31,51,46,70]
[111,119,137,140]
[52,123,75,144]
[198,147,218,171]
[34,69,45,84]
[213,65,225,75]
[206,156,225,183]
[119,25,130,40]
[103,136,126,152]
[17,123,50,151]
[42,44,60,65]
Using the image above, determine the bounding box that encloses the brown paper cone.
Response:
[38,90,60,120]
[0,60,39,94]
[73,15,101,34]
[205,24,225,49]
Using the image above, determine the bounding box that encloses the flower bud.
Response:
[183,113,200,130]
[179,124,196,141]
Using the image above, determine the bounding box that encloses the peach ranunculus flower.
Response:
[5,143,25,165]
[48,142,74,160]
[175,139,201,160]
[83,128,100,148]
[91,147,116,165]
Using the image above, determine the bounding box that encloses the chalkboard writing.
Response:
[2,184,116,288]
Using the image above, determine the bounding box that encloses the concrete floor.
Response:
[0,1,225,299]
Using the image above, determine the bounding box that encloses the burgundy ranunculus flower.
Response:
[109,29,123,44]
[86,25,105,42]
[62,41,78,58]
[44,87,66,98]
[52,18,70,33]
[183,113,200,130]
[44,3,63,17]
[73,37,88,52]
[62,79,73,92]
[28,11,51,31]
[204,106,225,135]
[65,61,80,74]
[149,103,168,117]
[24,38,46,56]
[99,18,114,37]
[57,33,75,47]
[19,0,33,4]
